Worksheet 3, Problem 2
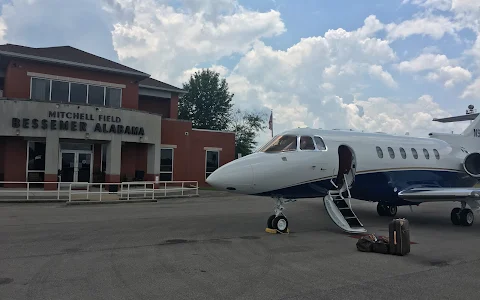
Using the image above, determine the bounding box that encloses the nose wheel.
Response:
[267,214,289,233]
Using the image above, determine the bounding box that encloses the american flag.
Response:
[268,110,273,137]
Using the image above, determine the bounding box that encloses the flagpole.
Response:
[269,109,273,137]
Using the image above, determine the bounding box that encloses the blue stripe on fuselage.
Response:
[252,169,478,206]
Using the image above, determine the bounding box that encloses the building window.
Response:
[376,146,383,158]
[106,87,121,108]
[70,82,87,104]
[423,148,430,159]
[31,78,50,101]
[27,141,46,182]
[30,77,122,108]
[300,136,315,150]
[88,85,105,106]
[160,148,174,181]
[433,149,440,160]
[314,136,326,150]
[51,80,69,103]
[411,148,418,159]
[387,147,395,159]
[206,150,219,179]
[399,147,406,159]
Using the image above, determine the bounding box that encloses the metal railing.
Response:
[67,181,199,202]
[0,181,87,200]
[0,181,199,202]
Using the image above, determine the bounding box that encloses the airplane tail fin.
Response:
[429,113,480,153]
[461,114,480,137]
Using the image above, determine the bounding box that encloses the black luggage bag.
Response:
[389,218,410,256]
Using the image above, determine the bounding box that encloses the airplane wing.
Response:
[398,187,480,205]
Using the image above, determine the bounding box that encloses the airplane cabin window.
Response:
[387,147,395,159]
[399,147,406,159]
[261,135,298,153]
[433,149,440,160]
[300,136,315,150]
[376,146,383,158]
[411,148,418,159]
[423,148,430,159]
[314,136,327,150]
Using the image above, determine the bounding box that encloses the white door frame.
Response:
[59,150,93,183]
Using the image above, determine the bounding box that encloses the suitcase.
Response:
[389,218,410,256]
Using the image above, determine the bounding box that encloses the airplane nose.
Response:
[206,163,254,192]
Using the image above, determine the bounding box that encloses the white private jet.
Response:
[206,110,480,234]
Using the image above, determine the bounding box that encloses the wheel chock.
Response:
[265,228,290,234]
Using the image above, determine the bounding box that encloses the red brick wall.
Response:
[161,119,192,181]
[4,59,140,109]
[170,93,179,119]
[161,119,235,186]
[138,96,170,117]
[190,129,236,186]
[119,143,148,180]
[3,137,27,186]
[136,143,148,179]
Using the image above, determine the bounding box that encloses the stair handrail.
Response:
[330,168,338,189]
[343,173,352,207]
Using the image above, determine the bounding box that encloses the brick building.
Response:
[0,44,236,189]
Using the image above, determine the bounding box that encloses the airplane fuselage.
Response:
[206,128,477,207]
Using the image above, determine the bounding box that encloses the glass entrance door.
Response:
[61,153,75,182]
[77,153,92,183]
[60,151,92,182]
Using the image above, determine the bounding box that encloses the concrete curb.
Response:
[0,194,200,205]
[65,194,200,205]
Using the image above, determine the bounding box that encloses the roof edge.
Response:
[138,84,186,94]
[0,50,150,79]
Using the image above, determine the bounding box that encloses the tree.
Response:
[178,68,269,157]
[178,69,234,131]
[230,108,269,157]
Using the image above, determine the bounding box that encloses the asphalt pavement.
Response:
[1,190,480,300]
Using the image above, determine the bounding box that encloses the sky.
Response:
[0,0,479,147]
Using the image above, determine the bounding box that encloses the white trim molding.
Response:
[204,147,222,151]
[27,72,126,89]
[193,128,236,134]
[161,144,177,148]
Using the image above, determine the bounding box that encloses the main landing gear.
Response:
[451,201,474,226]
[377,203,397,217]
[266,197,295,233]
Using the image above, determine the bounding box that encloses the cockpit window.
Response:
[314,136,326,150]
[259,135,298,153]
[300,136,315,150]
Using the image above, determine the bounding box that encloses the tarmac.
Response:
[1,190,480,300]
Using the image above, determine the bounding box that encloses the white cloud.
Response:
[105,0,285,85]
[179,65,230,84]
[426,65,472,87]
[386,15,459,41]
[396,53,451,72]
[461,78,480,99]
[368,65,398,88]
[396,53,471,88]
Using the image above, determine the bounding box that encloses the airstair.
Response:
[323,174,367,234]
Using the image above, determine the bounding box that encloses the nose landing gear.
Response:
[266,197,294,233]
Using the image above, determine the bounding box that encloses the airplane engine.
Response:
[463,152,480,178]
